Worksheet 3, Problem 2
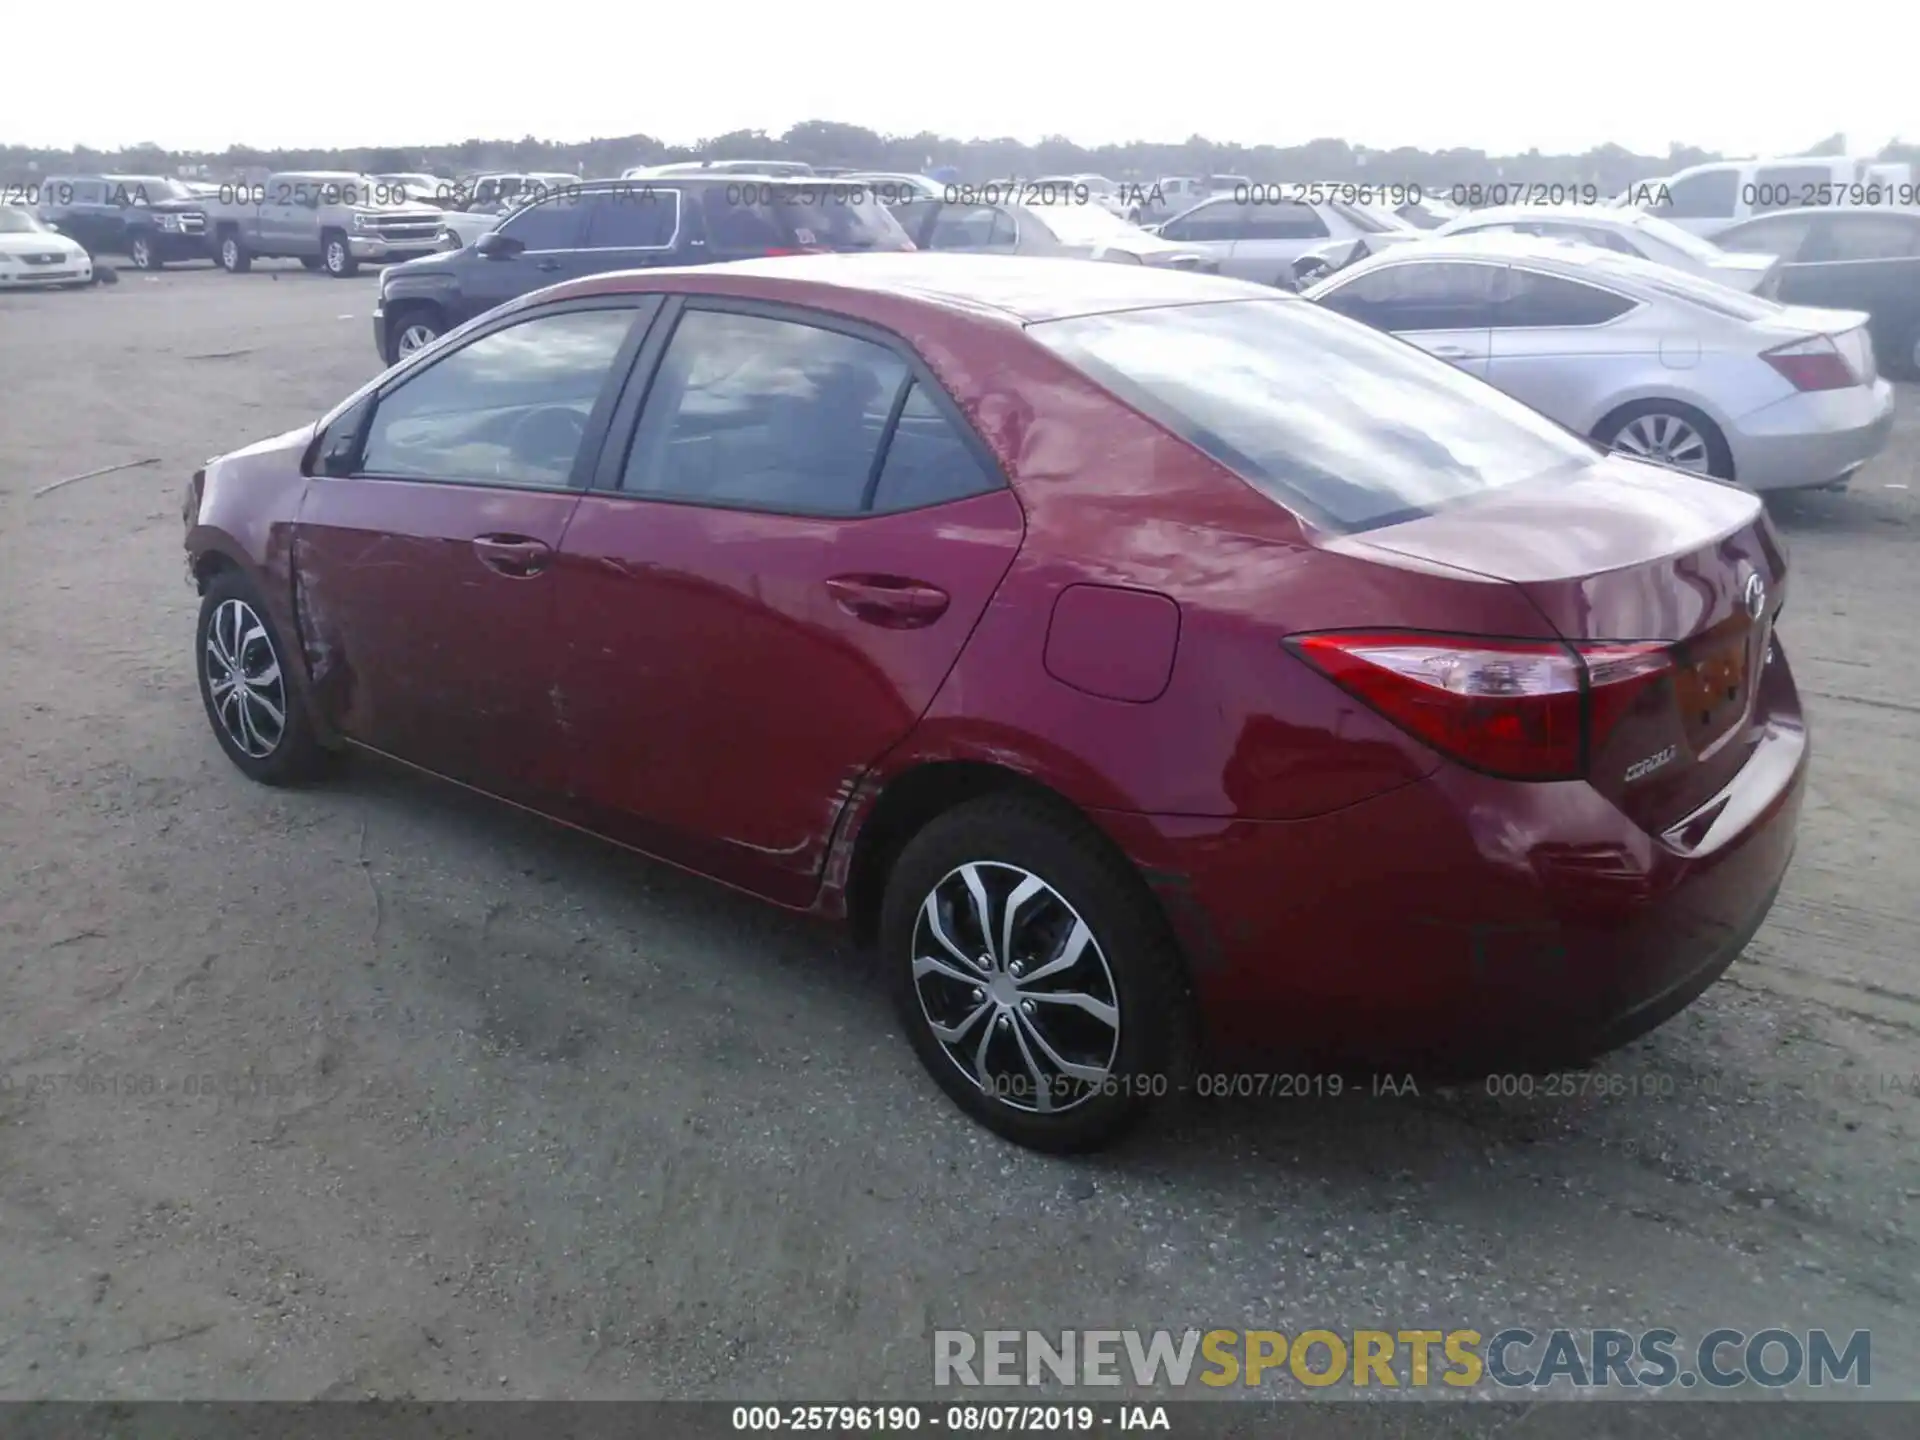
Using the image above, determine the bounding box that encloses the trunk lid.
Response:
[1346,453,1788,832]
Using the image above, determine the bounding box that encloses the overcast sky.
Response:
[5,1,1913,157]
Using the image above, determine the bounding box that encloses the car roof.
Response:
[557,252,1282,324]
[1327,232,1691,291]
[1450,204,1637,228]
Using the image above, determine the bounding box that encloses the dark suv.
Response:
[36,175,211,268]
[373,176,915,363]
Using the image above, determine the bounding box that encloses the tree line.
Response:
[4,123,1912,192]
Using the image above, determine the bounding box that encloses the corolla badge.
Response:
[1743,570,1767,620]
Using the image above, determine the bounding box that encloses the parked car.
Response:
[1305,234,1893,492]
[1712,208,1920,378]
[34,174,212,269]
[1029,174,1129,217]
[204,172,448,276]
[1623,154,1916,239]
[437,172,582,250]
[185,252,1808,1151]
[0,205,95,288]
[373,176,914,363]
[1395,192,1461,229]
[374,173,445,202]
[886,194,1215,270]
[1435,206,1782,293]
[1128,175,1252,226]
[839,172,947,204]
[1152,192,1418,285]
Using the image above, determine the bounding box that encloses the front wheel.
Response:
[129,234,164,270]
[195,570,326,785]
[217,232,251,273]
[881,795,1192,1153]
[322,232,358,277]
[385,308,445,365]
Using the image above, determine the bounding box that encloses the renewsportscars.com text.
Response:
[933,1328,1871,1390]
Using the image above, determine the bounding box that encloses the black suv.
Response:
[36,175,211,268]
[373,176,915,364]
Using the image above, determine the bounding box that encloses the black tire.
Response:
[129,233,164,271]
[321,231,358,277]
[383,305,445,365]
[216,231,251,273]
[1593,399,1734,481]
[195,570,326,786]
[881,794,1193,1153]
[300,256,323,272]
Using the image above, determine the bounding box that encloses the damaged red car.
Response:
[184,254,1806,1152]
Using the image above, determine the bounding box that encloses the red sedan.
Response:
[184,254,1806,1152]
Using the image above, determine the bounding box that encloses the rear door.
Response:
[1484,266,1645,423]
[569,185,683,280]
[551,299,1026,904]
[1224,197,1331,285]
[1313,260,1502,375]
[293,299,654,804]
[1785,212,1920,368]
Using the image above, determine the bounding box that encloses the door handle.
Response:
[825,574,950,629]
[472,534,552,577]
[1428,344,1474,358]
[535,259,562,273]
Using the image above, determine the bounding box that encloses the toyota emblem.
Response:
[1744,571,1767,620]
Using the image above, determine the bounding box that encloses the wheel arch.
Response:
[1590,393,1736,480]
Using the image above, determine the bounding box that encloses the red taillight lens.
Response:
[1762,335,1857,391]
[1289,632,1674,782]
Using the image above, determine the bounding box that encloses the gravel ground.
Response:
[0,262,1915,1404]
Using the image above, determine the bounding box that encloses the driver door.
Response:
[292,297,658,804]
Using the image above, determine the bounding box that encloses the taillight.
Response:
[1762,334,1857,391]
[1289,632,1673,782]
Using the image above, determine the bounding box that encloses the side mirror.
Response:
[475,231,523,259]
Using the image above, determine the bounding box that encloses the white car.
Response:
[0,206,94,288]
[1435,206,1782,292]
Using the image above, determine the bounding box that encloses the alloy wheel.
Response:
[911,861,1121,1115]
[221,238,239,269]
[131,237,152,268]
[397,322,438,356]
[1611,412,1711,474]
[326,241,347,274]
[204,598,287,759]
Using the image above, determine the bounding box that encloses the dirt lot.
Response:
[0,261,1916,1403]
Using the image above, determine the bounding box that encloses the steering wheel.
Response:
[497,406,587,481]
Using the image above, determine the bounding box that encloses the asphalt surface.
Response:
[0,261,1915,1404]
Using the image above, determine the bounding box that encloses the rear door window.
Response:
[499,194,588,251]
[925,204,1018,250]
[1715,212,1820,261]
[868,383,1005,512]
[620,309,912,513]
[1239,201,1328,240]
[1807,213,1920,261]
[583,187,679,249]
[1496,270,1637,327]
[1030,298,1596,532]
[1160,199,1245,242]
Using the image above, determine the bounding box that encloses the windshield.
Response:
[1626,212,1729,261]
[109,176,192,203]
[0,206,49,233]
[1026,202,1140,243]
[1029,299,1598,532]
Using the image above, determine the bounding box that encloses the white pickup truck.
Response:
[203,170,448,276]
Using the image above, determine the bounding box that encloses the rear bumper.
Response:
[1093,652,1809,1070]
[1729,378,1896,492]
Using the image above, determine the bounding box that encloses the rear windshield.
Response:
[1631,267,1783,320]
[1627,212,1727,261]
[1028,299,1598,532]
[703,185,913,250]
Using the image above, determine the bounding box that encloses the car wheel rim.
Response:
[204,598,286,759]
[133,240,150,266]
[327,243,344,272]
[222,240,237,268]
[397,323,437,355]
[1612,413,1711,474]
[911,861,1121,1116]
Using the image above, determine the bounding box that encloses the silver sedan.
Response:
[886,195,1216,270]
[1303,233,1894,493]
[1435,205,1782,292]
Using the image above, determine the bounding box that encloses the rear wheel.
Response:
[195,570,325,786]
[881,795,1192,1153]
[217,231,251,273]
[1595,400,1732,480]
